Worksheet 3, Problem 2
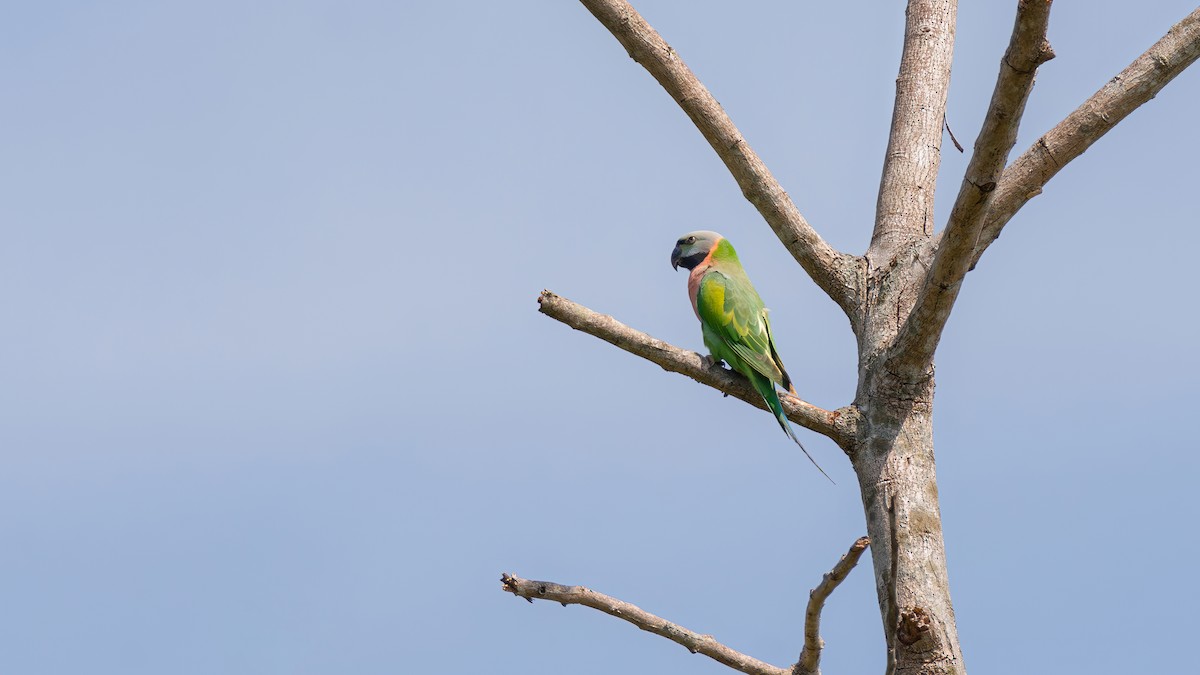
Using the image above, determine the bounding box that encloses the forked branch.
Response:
[538,291,858,448]
[501,537,869,675]
[501,573,788,675]
[577,0,861,316]
[888,0,1054,379]
[972,6,1200,268]
[793,536,871,675]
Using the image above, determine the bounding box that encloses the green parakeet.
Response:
[671,231,832,482]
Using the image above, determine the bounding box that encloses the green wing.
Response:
[695,270,786,385]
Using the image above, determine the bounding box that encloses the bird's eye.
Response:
[685,236,696,244]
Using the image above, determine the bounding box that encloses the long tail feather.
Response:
[780,413,835,484]
[765,388,835,484]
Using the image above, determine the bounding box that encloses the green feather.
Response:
[694,240,833,483]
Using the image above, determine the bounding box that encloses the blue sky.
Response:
[2,2,1197,673]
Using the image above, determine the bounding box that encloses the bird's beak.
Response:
[670,244,683,271]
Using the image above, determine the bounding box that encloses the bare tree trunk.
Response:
[503,3,1200,674]
[854,1,963,668]
[853,373,959,674]
[852,254,962,674]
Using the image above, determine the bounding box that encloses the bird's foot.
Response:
[697,355,732,396]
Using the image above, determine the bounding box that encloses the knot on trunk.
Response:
[897,605,933,647]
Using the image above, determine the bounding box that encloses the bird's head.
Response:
[670,230,724,271]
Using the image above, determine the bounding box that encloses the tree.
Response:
[500,2,1200,674]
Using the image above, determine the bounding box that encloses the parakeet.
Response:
[670,231,832,482]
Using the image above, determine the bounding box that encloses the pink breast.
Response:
[686,264,709,320]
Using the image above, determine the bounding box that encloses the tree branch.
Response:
[886,0,1054,379]
[869,0,957,258]
[538,291,859,449]
[793,536,871,675]
[500,573,788,675]
[971,6,1200,268]
[577,0,861,317]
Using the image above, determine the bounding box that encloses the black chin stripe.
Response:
[677,251,709,270]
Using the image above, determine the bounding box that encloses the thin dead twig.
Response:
[793,536,872,675]
[501,573,789,675]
